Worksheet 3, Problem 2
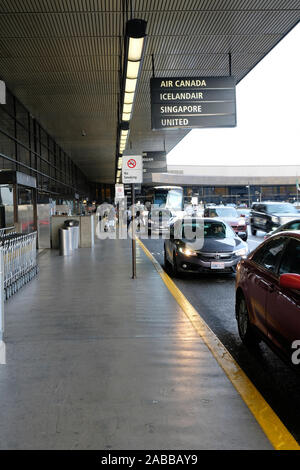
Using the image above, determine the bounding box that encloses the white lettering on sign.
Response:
[175,79,207,87]
[160,80,173,87]
[160,105,202,114]
[160,92,203,100]
[159,79,207,88]
[161,118,189,127]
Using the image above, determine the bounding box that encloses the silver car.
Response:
[164,218,248,275]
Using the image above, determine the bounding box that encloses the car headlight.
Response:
[234,248,248,257]
[271,216,279,223]
[178,247,198,257]
[238,218,245,226]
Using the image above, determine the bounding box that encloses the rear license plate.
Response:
[211,262,225,269]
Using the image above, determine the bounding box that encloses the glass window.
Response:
[279,239,300,275]
[252,237,286,273]
[266,203,298,214]
[214,207,238,218]
[180,220,231,240]
[286,221,300,231]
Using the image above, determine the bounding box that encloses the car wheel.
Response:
[164,247,171,272]
[243,233,248,241]
[172,253,179,277]
[251,227,257,236]
[236,294,260,346]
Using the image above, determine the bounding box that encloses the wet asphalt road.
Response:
[141,228,300,444]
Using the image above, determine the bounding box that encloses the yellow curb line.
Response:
[137,237,300,451]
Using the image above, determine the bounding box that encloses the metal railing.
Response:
[0,232,38,301]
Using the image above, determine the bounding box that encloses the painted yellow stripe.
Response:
[137,237,300,451]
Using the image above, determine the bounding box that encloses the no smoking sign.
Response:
[122,155,143,184]
[127,158,137,169]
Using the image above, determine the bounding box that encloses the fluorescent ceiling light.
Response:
[125,78,137,93]
[122,112,131,121]
[123,103,133,114]
[128,37,144,61]
[126,60,140,79]
[124,92,134,104]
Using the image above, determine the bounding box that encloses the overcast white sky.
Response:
[167,23,300,167]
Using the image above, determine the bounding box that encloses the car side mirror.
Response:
[280,273,300,290]
[238,232,247,241]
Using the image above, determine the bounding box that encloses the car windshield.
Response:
[266,204,298,214]
[211,207,238,218]
[237,209,250,215]
[180,221,232,240]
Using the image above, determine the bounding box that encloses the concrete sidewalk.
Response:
[0,239,272,449]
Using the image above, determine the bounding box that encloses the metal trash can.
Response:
[63,219,79,250]
[59,227,72,256]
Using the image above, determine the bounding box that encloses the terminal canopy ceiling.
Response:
[0,1,299,183]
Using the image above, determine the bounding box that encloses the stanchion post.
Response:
[131,183,136,279]
[0,248,4,342]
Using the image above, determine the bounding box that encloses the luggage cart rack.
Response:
[0,231,38,301]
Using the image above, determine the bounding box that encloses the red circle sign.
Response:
[127,158,136,168]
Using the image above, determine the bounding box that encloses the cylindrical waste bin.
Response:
[63,219,79,250]
[59,228,72,256]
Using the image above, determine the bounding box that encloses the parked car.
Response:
[164,217,248,275]
[264,219,300,239]
[235,231,300,368]
[204,206,248,241]
[250,202,299,235]
[237,208,251,225]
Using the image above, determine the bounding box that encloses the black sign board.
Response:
[123,184,141,206]
[150,76,236,130]
[142,151,167,182]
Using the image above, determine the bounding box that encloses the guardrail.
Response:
[0,232,38,301]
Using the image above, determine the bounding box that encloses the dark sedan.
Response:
[235,231,300,368]
[264,218,300,239]
[164,218,248,275]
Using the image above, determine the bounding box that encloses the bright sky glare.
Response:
[167,23,300,167]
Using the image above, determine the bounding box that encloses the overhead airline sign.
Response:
[142,151,167,182]
[150,76,236,130]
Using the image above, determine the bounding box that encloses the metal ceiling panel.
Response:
[0,1,298,182]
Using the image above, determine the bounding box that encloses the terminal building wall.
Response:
[182,184,299,205]
[0,87,90,201]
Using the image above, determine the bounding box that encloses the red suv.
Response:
[235,231,300,368]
